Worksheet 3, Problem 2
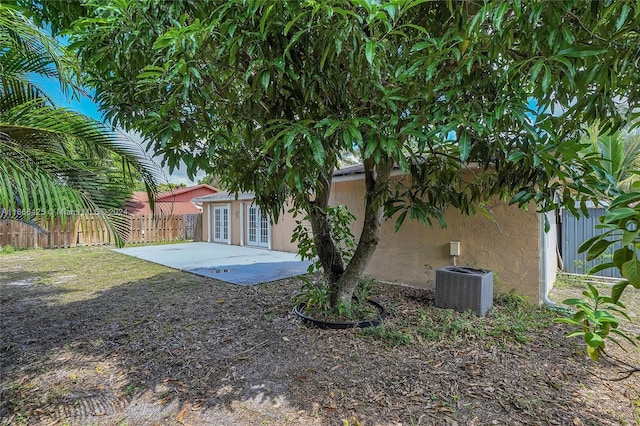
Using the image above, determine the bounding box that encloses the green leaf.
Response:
[508,151,526,162]
[259,4,274,34]
[584,332,604,348]
[137,70,163,79]
[557,47,608,58]
[394,210,408,232]
[586,239,612,261]
[622,258,640,288]
[616,3,630,30]
[365,39,376,65]
[586,345,600,361]
[509,190,534,206]
[612,247,633,268]
[586,283,599,299]
[310,137,325,166]
[593,310,618,325]
[578,235,601,253]
[611,281,629,303]
[555,319,585,327]
[562,298,588,306]
[588,262,615,275]
[458,130,471,161]
[342,128,352,146]
[603,207,636,223]
[609,329,637,346]
[541,65,551,92]
[261,71,270,91]
[492,2,509,31]
[401,23,429,35]
[529,62,544,84]
[610,192,640,208]
[621,230,639,246]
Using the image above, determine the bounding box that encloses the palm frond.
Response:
[0,4,163,247]
[0,3,80,98]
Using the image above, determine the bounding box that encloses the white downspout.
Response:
[539,213,558,308]
[239,202,244,246]
[207,204,212,242]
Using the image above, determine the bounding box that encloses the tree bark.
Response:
[307,172,345,285]
[329,157,394,307]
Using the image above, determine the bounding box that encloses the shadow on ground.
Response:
[1,254,639,425]
[1,269,319,424]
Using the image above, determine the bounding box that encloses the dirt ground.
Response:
[1,247,639,425]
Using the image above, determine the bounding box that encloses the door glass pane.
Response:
[214,208,221,240]
[248,206,257,243]
[223,208,229,240]
[260,214,269,244]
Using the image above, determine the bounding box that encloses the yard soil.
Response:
[1,247,639,425]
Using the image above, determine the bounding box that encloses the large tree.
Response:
[39,0,639,306]
[0,4,163,245]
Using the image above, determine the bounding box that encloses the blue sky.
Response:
[39,78,103,121]
[39,78,204,185]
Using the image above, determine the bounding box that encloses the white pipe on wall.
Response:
[207,204,212,242]
[239,202,244,246]
[539,213,558,308]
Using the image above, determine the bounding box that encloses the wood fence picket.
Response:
[0,213,201,249]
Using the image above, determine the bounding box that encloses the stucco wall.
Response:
[329,178,542,301]
[202,200,242,245]
[200,178,546,301]
[230,202,242,245]
[271,202,300,253]
[201,199,299,252]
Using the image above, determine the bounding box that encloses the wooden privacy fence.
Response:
[0,217,77,249]
[0,214,202,249]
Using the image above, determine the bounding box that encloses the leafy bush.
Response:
[555,283,633,361]
[293,276,379,321]
[559,191,640,360]
[293,276,332,312]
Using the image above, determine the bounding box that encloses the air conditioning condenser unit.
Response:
[435,266,493,316]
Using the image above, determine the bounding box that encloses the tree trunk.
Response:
[308,172,345,285]
[328,157,394,307]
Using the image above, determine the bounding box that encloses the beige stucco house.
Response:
[192,166,558,304]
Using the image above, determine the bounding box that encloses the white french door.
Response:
[247,205,270,248]
[213,205,230,243]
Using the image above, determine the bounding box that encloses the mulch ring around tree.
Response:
[1,253,639,425]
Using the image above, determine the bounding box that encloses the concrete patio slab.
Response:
[113,242,311,285]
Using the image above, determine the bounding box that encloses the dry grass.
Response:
[1,246,639,425]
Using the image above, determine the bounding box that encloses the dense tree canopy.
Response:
[37,0,640,305]
[0,4,163,245]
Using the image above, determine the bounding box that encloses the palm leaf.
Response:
[618,133,640,192]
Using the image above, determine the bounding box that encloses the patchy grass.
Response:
[359,290,557,349]
[0,246,168,305]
